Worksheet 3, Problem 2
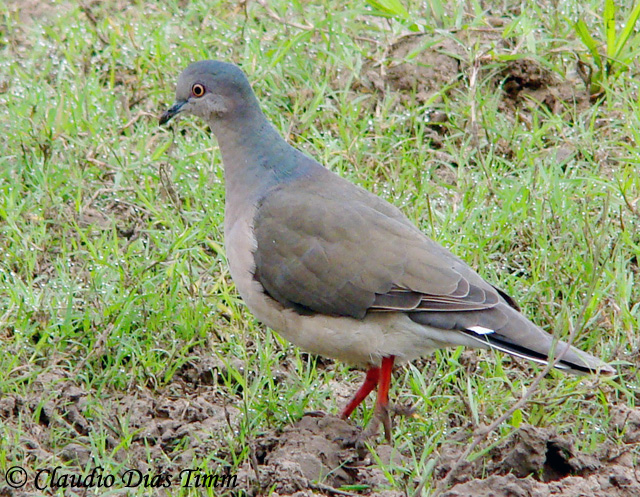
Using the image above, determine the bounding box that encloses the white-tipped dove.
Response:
[160,60,614,441]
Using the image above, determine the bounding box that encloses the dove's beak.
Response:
[159,100,187,125]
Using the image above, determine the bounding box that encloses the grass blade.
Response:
[613,2,640,59]
[604,0,616,58]
[366,0,410,19]
[574,19,602,68]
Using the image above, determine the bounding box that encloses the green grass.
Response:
[1,0,639,495]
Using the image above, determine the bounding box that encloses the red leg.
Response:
[340,366,380,419]
[375,356,395,442]
[376,356,394,410]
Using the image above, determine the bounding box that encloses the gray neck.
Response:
[210,107,322,224]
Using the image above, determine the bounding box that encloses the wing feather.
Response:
[253,174,506,319]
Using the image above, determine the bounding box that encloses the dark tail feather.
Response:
[461,329,615,375]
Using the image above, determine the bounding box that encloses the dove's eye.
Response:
[191,83,206,97]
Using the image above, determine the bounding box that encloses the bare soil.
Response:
[357,26,590,114]
[3,363,640,496]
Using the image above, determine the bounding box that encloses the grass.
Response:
[1,0,639,495]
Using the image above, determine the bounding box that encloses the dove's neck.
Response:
[212,107,323,223]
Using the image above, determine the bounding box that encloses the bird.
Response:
[159,60,615,441]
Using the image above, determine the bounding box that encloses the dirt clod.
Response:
[359,35,465,103]
[238,414,406,496]
[437,420,640,497]
[612,405,640,443]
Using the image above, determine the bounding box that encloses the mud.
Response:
[229,407,640,496]
[236,414,407,496]
[7,367,637,496]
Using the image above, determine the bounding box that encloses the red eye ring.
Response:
[192,83,205,97]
